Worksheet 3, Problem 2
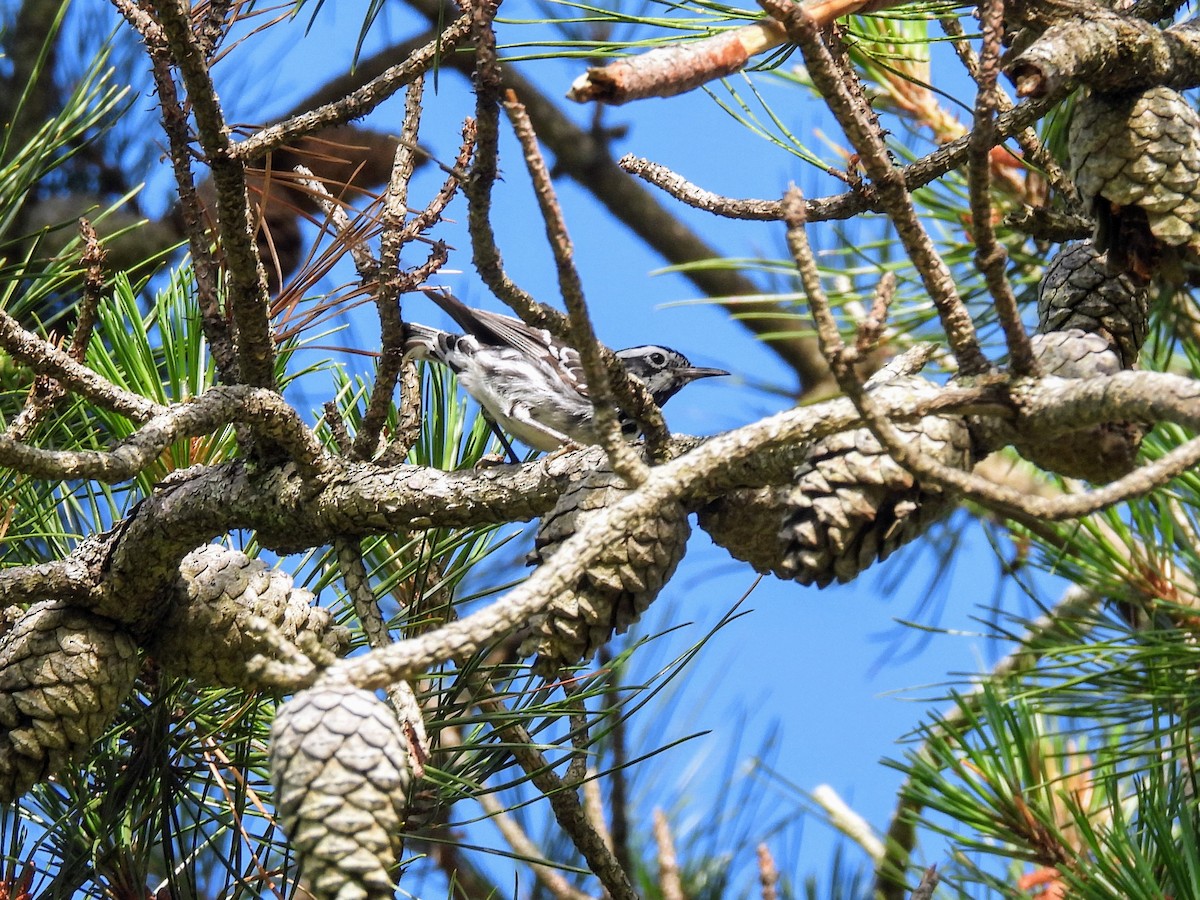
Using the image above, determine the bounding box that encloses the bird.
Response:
[403,292,728,455]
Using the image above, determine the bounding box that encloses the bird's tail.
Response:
[422,290,488,339]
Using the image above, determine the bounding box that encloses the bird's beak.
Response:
[682,366,729,382]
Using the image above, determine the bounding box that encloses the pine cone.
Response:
[0,601,139,801]
[1037,241,1149,369]
[271,682,412,900]
[699,378,972,588]
[1069,86,1200,281]
[521,464,690,671]
[147,545,350,690]
[1012,329,1143,482]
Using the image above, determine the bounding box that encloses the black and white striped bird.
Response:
[403,293,727,454]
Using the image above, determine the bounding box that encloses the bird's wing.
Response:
[426,292,592,397]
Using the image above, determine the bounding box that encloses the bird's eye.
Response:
[649,351,667,367]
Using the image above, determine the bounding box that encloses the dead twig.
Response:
[966,0,1035,374]
[764,0,989,376]
[502,92,653,479]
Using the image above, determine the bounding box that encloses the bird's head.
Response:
[616,345,728,406]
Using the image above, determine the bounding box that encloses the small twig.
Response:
[757,844,779,900]
[465,0,538,317]
[0,385,331,482]
[293,166,379,276]
[113,0,237,382]
[855,270,897,355]
[3,374,60,443]
[0,306,163,424]
[582,770,614,852]
[335,538,430,776]
[619,154,786,221]
[399,120,476,245]
[966,0,1035,375]
[502,91,650,481]
[803,93,1061,228]
[473,684,639,900]
[909,865,939,900]
[322,400,353,454]
[568,20,786,105]
[195,0,233,58]
[336,539,392,649]
[378,361,423,466]
[653,809,685,900]
[231,13,473,162]
[562,681,591,787]
[296,157,444,464]
[1004,206,1092,242]
[72,218,106,363]
[763,0,989,376]
[4,221,110,441]
[153,0,277,391]
[355,77,426,461]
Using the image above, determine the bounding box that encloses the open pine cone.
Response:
[146,545,349,690]
[0,601,139,801]
[522,464,690,671]
[1011,240,1150,482]
[700,377,973,587]
[1069,86,1200,281]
